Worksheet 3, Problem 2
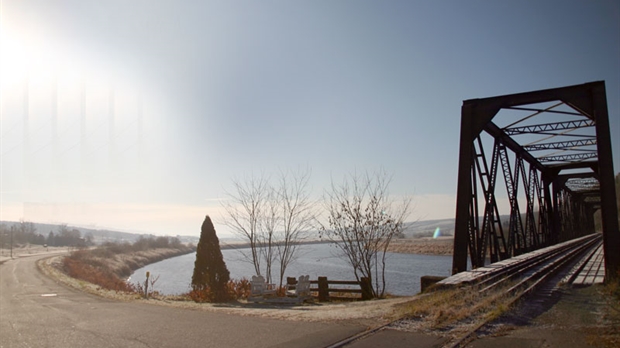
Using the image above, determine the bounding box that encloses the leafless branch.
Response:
[322,169,412,298]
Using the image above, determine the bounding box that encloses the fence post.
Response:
[360,277,373,300]
[286,277,297,291]
[318,276,329,302]
[144,271,150,299]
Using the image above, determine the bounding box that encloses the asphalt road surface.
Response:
[0,254,363,348]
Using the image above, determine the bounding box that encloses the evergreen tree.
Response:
[191,215,230,302]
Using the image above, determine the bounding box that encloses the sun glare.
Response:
[0,24,109,91]
[0,27,33,84]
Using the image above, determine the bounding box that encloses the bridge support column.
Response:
[593,84,620,282]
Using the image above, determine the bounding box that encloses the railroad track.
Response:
[325,233,603,348]
[477,234,602,295]
[445,233,602,348]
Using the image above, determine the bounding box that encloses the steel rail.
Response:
[563,241,603,285]
[444,234,602,348]
[505,237,599,294]
[477,234,600,293]
[325,234,602,348]
[470,234,596,291]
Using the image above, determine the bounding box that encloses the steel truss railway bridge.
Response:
[451,81,619,282]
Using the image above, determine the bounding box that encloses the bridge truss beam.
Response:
[452,81,619,282]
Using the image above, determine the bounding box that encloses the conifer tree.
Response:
[191,215,230,302]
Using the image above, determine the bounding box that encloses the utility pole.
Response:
[10,227,14,258]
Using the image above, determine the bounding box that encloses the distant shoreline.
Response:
[218,239,331,251]
[220,237,453,256]
[387,237,453,256]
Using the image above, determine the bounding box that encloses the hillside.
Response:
[0,221,200,245]
[402,218,455,238]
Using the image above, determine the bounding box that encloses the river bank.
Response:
[38,237,453,300]
[220,237,454,257]
[30,246,620,346]
[387,237,453,255]
[37,253,412,327]
[94,246,196,279]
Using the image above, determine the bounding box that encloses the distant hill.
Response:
[2,216,479,244]
[401,214,517,239]
[0,221,200,245]
[402,218,455,238]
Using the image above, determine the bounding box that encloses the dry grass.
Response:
[54,245,255,304]
[63,251,134,292]
[58,243,194,295]
[592,273,620,347]
[394,283,520,330]
[602,271,620,303]
[38,256,142,301]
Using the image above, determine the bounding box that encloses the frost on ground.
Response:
[35,238,457,327]
[38,255,415,327]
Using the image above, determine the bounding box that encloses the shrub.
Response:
[62,255,133,292]
[228,278,252,300]
[187,278,252,303]
[188,287,215,303]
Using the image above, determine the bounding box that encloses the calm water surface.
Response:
[130,243,453,296]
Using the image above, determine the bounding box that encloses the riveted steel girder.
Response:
[504,120,595,135]
[524,139,596,151]
[538,153,598,163]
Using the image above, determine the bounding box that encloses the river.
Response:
[130,243,453,296]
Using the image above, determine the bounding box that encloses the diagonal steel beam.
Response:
[505,106,583,116]
[484,122,547,173]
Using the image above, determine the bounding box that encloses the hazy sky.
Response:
[1,1,619,237]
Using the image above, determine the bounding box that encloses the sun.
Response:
[0,26,34,84]
[0,22,91,90]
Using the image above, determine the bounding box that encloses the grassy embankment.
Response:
[52,237,252,302]
[59,237,194,293]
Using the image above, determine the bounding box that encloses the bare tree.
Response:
[18,220,37,236]
[222,174,270,280]
[222,169,316,286]
[274,168,316,288]
[260,185,279,284]
[322,170,412,298]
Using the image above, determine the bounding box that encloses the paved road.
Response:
[0,254,363,348]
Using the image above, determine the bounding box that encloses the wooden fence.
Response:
[301,276,373,301]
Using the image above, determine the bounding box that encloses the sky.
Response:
[1,1,619,237]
